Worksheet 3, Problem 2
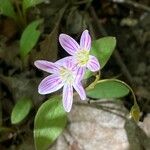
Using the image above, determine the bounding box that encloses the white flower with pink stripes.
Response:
[35,30,100,112]
[59,30,100,75]
[34,58,86,112]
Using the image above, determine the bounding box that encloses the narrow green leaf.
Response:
[11,98,32,124]
[91,37,116,69]
[0,0,17,20]
[23,0,44,12]
[20,19,43,58]
[34,97,67,150]
[87,79,130,99]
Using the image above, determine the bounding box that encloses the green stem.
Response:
[86,71,101,90]
[88,78,140,122]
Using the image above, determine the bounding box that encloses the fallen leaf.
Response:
[0,18,17,40]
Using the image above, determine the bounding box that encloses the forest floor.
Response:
[0,0,150,149]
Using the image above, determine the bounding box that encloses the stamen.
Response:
[59,67,74,84]
[75,50,89,66]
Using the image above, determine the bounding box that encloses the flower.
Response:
[34,58,86,112]
[59,30,100,75]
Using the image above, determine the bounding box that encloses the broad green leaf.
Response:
[0,0,17,20]
[91,37,116,69]
[23,0,44,12]
[20,19,43,58]
[34,97,67,150]
[87,79,129,99]
[11,98,32,124]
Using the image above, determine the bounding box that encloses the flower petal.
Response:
[56,56,76,69]
[80,30,91,51]
[63,84,73,112]
[34,60,59,73]
[38,75,63,94]
[74,67,85,82]
[59,34,80,55]
[73,82,86,100]
[87,55,100,72]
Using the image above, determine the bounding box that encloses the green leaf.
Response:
[11,98,32,124]
[34,97,67,150]
[0,0,17,20]
[91,37,116,69]
[23,0,44,12]
[87,79,130,99]
[20,19,43,58]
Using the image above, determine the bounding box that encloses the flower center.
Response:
[75,50,89,66]
[59,67,74,84]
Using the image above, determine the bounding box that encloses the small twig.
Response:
[89,7,134,87]
[112,0,150,12]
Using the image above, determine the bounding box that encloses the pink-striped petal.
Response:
[87,55,100,72]
[63,84,73,112]
[56,56,72,65]
[74,67,86,82]
[59,34,80,55]
[34,60,59,73]
[38,75,64,94]
[80,30,91,51]
[73,82,86,100]
[56,56,76,69]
